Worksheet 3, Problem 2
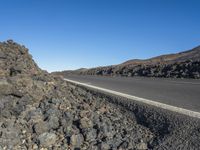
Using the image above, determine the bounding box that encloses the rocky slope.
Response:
[1,40,200,150]
[55,46,200,79]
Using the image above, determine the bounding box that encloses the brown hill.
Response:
[56,45,200,79]
[122,45,200,66]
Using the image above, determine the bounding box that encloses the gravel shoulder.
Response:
[67,81,200,150]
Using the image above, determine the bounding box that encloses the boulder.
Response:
[70,134,84,148]
[47,115,60,130]
[0,79,12,95]
[33,121,49,135]
[38,132,57,147]
[80,117,93,129]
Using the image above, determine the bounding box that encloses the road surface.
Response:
[64,75,200,113]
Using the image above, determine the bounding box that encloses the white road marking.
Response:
[168,81,200,85]
[64,78,200,119]
[132,78,200,85]
[85,82,92,85]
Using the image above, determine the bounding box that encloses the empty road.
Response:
[64,75,200,113]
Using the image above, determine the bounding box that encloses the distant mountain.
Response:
[54,45,200,79]
[52,68,88,76]
[122,45,200,66]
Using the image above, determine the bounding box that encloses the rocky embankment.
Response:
[1,40,200,150]
[79,60,200,78]
[55,46,200,79]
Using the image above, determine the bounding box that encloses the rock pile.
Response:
[0,40,41,77]
[1,40,200,150]
[77,60,200,79]
[0,40,154,149]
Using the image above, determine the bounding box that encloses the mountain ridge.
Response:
[121,45,200,66]
[54,45,200,79]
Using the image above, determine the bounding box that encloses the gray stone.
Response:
[33,121,48,134]
[136,141,148,150]
[47,115,60,130]
[84,128,97,142]
[100,143,110,150]
[38,132,57,147]
[80,117,93,129]
[0,79,12,95]
[70,134,84,147]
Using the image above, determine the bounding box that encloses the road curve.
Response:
[64,75,200,114]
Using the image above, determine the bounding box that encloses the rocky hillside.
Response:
[0,40,41,77]
[123,45,200,66]
[55,46,200,79]
[1,40,200,150]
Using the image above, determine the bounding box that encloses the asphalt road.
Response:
[64,75,200,112]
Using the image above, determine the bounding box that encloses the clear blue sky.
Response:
[1,0,200,72]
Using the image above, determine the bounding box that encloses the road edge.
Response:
[64,78,200,119]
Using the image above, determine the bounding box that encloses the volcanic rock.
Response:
[55,45,200,79]
[1,40,200,150]
[38,132,57,147]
